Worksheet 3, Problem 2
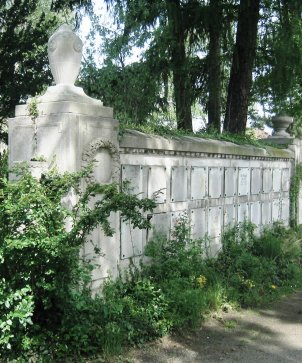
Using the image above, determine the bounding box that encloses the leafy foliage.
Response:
[0,165,155,359]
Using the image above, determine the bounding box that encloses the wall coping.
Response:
[119,129,294,160]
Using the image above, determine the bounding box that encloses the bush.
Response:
[0,166,155,359]
[217,222,302,306]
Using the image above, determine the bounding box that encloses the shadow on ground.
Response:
[127,291,302,363]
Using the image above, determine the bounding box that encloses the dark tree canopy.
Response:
[0,1,61,126]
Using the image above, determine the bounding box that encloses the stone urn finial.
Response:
[48,24,83,85]
[271,115,293,138]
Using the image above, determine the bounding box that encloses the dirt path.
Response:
[127,291,302,363]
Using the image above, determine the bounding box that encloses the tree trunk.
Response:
[167,0,192,131]
[224,0,260,134]
[207,0,222,132]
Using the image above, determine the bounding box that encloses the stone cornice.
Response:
[119,130,293,160]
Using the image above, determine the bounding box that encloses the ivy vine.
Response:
[289,164,302,227]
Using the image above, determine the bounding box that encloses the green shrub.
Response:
[0,166,155,359]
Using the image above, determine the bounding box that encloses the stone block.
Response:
[238,168,250,196]
[208,167,223,198]
[120,220,145,259]
[191,208,207,239]
[281,198,290,224]
[148,166,167,203]
[273,168,282,192]
[171,166,188,202]
[238,203,249,222]
[190,167,207,200]
[223,204,236,227]
[250,201,261,226]
[148,212,171,241]
[272,199,281,222]
[224,167,237,197]
[208,206,222,237]
[262,201,272,225]
[263,168,273,193]
[122,165,145,198]
[251,168,261,195]
[282,168,290,191]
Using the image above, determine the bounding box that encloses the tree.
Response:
[0,1,60,126]
[224,0,260,134]
[207,0,223,132]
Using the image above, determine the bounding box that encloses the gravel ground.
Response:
[126,291,302,363]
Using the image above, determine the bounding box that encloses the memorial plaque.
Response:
[208,168,223,198]
[251,168,261,195]
[250,202,261,226]
[272,199,280,222]
[191,208,207,239]
[122,165,144,197]
[148,213,171,241]
[191,167,207,200]
[148,166,167,203]
[262,201,272,225]
[281,198,290,223]
[238,203,248,222]
[282,168,290,192]
[263,168,272,193]
[121,220,144,259]
[223,204,236,227]
[238,168,250,196]
[224,168,237,197]
[208,206,222,237]
[171,166,188,202]
[273,169,282,192]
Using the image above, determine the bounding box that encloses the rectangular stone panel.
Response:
[251,168,261,195]
[224,168,237,197]
[190,167,207,200]
[148,213,171,241]
[10,126,34,161]
[170,211,188,236]
[208,206,222,237]
[238,168,250,196]
[171,166,188,202]
[120,220,144,259]
[191,208,207,240]
[273,169,282,192]
[250,202,261,226]
[122,165,144,197]
[223,204,236,227]
[238,203,249,222]
[262,201,272,225]
[208,167,223,199]
[282,168,290,192]
[281,198,290,224]
[263,168,273,193]
[272,199,281,222]
[148,166,167,203]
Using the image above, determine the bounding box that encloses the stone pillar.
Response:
[8,25,120,289]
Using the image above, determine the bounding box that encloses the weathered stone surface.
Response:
[238,168,250,196]
[224,167,237,197]
[209,168,223,198]
[148,166,167,203]
[171,166,188,202]
[190,167,207,200]
[191,208,207,239]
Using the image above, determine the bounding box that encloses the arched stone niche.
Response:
[82,138,120,184]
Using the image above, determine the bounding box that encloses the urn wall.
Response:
[48,24,83,85]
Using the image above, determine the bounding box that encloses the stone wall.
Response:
[7,25,297,291]
[117,130,293,261]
